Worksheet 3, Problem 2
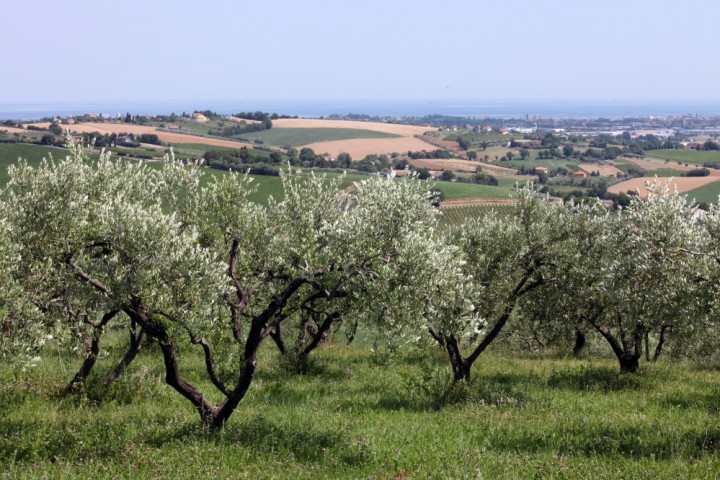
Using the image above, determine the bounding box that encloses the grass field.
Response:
[685,181,720,204]
[500,158,579,171]
[646,149,720,165]
[440,203,516,226]
[0,143,73,184]
[236,128,402,147]
[0,143,513,205]
[1,331,719,479]
[167,143,237,156]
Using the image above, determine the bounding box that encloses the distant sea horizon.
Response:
[2,98,720,121]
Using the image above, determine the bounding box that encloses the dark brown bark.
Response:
[572,328,586,357]
[103,321,144,385]
[301,311,340,356]
[644,331,651,362]
[269,323,287,355]
[590,320,642,373]
[65,310,118,394]
[653,325,669,362]
[444,334,471,381]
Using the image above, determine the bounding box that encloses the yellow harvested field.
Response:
[608,177,720,197]
[272,118,431,136]
[578,163,623,176]
[302,137,437,159]
[0,126,28,134]
[31,122,254,149]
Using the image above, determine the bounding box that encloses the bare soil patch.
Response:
[578,163,623,176]
[418,135,460,151]
[608,176,720,197]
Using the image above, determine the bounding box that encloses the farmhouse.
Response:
[571,171,588,178]
[534,166,549,173]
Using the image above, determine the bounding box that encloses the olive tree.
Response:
[0,143,174,391]
[2,142,441,428]
[551,182,706,372]
[421,187,577,381]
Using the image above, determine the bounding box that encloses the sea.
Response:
[1,99,720,121]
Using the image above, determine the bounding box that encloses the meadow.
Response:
[646,149,720,165]
[685,181,720,205]
[1,332,719,479]
[234,128,402,148]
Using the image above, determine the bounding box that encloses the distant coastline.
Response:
[2,98,720,121]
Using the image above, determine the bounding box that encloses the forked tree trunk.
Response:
[652,325,669,362]
[65,310,118,394]
[591,319,643,373]
[104,321,145,385]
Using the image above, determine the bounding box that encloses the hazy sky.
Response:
[1,0,718,102]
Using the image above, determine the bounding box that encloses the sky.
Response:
[1,0,718,103]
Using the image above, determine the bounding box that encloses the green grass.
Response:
[167,143,237,156]
[684,181,720,204]
[2,332,720,479]
[432,180,513,199]
[500,158,579,171]
[440,203,516,226]
[646,149,720,165]
[0,143,72,184]
[235,128,402,148]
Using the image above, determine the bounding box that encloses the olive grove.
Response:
[0,142,718,430]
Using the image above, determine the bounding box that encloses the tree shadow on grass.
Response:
[545,365,647,392]
[142,415,369,465]
[489,423,720,459]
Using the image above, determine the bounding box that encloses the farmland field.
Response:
[608,176,720,197]
[578,163,623,176]
[235,127,402,147]
[684,181,720,204]
[499,158,579,171]
[271,118,431,136]
[2,333,720,479]
[646,149,720,165]
[31,122,255,149]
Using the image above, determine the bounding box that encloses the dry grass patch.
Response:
[578,163,624,176]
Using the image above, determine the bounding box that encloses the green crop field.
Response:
[684,181,720,205]
[500,158,579,171]
[431,180,513,199]
[440,203,516,226]
[2,331,720,479]
[0,144,73,184]
[646,150,720,165]
[167,143,237,156]
[235,128,402,148]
